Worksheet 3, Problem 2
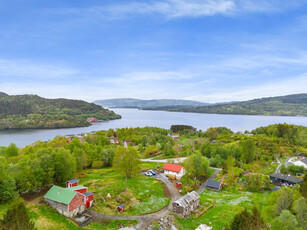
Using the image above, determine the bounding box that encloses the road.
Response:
[141,157,187,163]
[275,157,297,173]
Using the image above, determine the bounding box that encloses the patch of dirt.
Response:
[22,187,50,205]
[162,185,171,198]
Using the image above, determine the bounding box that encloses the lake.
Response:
[1,108,307,147]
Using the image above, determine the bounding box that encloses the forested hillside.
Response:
[147,94,307,116]
[94,98,209,108]
[0,92,8,98]
[0,94,121,129]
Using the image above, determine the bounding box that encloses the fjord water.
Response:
[1,108,307,147]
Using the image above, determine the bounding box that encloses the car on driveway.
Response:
[145,171,153,176]
[148,170,156,175]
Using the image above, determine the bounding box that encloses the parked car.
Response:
[148,170,156,175]
[145,171,153,176]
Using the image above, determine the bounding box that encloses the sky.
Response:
[0,0,307,103]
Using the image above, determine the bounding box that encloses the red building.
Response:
[87,117,99,122]
[66,178,79,187]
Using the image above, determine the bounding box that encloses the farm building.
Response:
[44,180,94,218]
[66,178,79,188]
[269,173,303,186]
[205,179,223,191]
[171,135,180,140]
[87,117,99,122]
[163,163,185,179]
[109,136,120,144]
[172,191,200,217]
[117,204,125,213]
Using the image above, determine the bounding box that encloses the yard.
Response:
[174,187,271,230]
[79,162,170,216]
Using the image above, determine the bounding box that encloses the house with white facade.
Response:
[293,157,307,169]
[163,163,185,179]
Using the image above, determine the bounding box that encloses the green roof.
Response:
[44,185,76,205]
[66,186,87,191]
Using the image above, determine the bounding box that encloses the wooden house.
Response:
[163,163,185,179]
[109,136,120,144]
[117,204,125,213]
[172,191,200,217]
[87,117,98,122]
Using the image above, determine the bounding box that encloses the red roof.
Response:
[162,163,183,173]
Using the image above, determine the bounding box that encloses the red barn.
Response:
[84,192,94,209]
[66,178,79,188]
[87,117,98,122]
[68,186,88,194]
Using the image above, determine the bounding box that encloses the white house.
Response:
[293,157,307,169]
[163,163,185,179]
[196,224,212,230]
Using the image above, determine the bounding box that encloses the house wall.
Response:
[293,161,307,169]
[69,193,85,212]
[73,188,87,193]
[45,198,71,217]
[164,168,185,179]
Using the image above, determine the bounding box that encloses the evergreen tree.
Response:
[0,198,35,230]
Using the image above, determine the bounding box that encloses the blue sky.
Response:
[0,0,307,103]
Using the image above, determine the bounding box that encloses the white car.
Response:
[145,171,153,176]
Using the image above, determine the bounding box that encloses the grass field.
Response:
[174,187,271,230]
[79,162,170,216]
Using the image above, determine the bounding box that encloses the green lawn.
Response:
[174,187,271,230]
[79,162,170,216]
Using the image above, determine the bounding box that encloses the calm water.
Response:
[1,108,307,147]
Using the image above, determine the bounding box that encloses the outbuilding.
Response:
[172,191,200,217]
[117,204,125,213]
[66,178,79,188]
[163,163,185,179]
[205,179,223,191]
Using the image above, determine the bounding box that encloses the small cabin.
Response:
[83,192,94,209]
[117,204,125,213]
[176,182,182,188]
[205,179,223,191]
[172,191,200,217]
[87,117,98,122]
[66,178,79,188]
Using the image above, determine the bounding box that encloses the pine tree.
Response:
[0,198,35,230]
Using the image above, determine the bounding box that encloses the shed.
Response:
[66,178,79,188]
[176,181,182,188]
[83,192,94,209]
[172,191,200,217]
[117,204,125,213]
[205,179,222,191]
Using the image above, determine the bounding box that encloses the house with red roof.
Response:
[162,163,185,179]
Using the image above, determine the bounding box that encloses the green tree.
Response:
[245,173,264,191]
[0,198,35,230]
[0,163,16,203]
[113,146,140,178]
[299,174,307,198]
[5,143,19,157]
[293,197,307,230]
[240,139,257,163]
[145,145,158,157]
[275,187,293,216]
[271,210,298,230]
[184,152,209,178]
[54,148,77,183]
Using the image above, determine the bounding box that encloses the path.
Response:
[275,157,297,173]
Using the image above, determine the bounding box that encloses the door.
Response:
[86,201,90,209]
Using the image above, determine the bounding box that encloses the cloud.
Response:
[56,0,306,20]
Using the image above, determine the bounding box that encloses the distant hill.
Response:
[0,92,9,98]
[0,94,121,129]
[93,98,209,108]
[145,94,307,116]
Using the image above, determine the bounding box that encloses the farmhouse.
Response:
[163,163,185,179]
[205,179,223,191]
[269,173,303,186]
[44,180,94,218]
[172,191,200,217]
[171,135,180,141]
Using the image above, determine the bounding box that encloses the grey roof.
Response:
[300,158,307,165]
[118,204,125,208]
[173,191,200,208]
[206,179,221,189]
[271,186,281,192]
[269,173,303,184]
[83,192,93,196]
[66,178,79,184]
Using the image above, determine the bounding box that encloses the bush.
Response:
[92,160,104,169]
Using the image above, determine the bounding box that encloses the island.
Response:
[0,93,121,129]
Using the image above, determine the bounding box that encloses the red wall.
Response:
[74,188,87,193]
[69,193,85,212]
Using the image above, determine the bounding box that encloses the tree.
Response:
[275,187,293,216]
[184,152,209,178]
[300,174,307,198]
[293,197,307,230]
[113,146,140,178]
[5,143,19,157]
[0,198,35,230]
[145,145,158,157]
[54,148,77,183]
[271,210,298,230]
[245,173,264,191]
[239,139,257,163]
[0,163,16,203]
